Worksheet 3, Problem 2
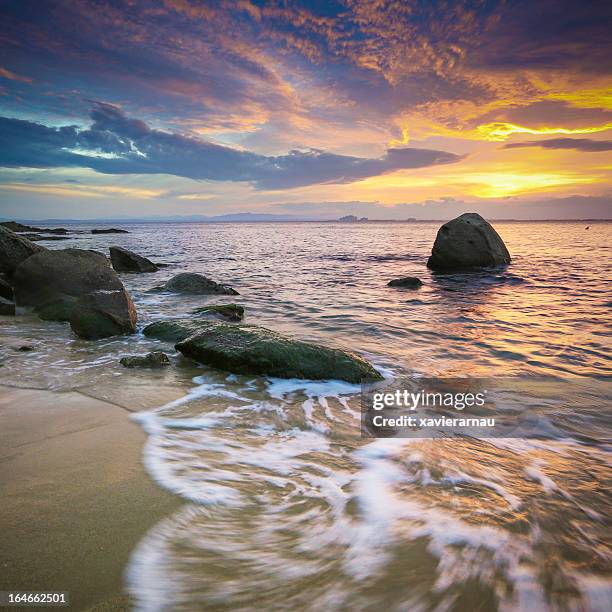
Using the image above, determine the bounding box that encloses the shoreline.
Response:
[0,384,181,610]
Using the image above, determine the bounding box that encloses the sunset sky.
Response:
[0,0,611,219]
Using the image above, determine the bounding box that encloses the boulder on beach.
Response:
[13,248,137,338]
[175,322,382,383]
[70,289,137,339]
[13,249,122,307]
[91,228,129,234]
[158,272,238,295]
[0,296,15,316]
[0,226,46,275]
[120,351,170,368]
[388,276,423,289]
[192,303,244,321]
[109,246,158,273]
[427,213,511,271]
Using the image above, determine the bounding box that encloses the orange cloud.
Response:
[0,66,32,83]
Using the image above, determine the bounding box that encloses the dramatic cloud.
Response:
[0,103,461,189]
[0,0,611,217]
[503,138,612,152]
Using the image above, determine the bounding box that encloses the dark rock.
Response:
[387,277,423,289]
[427,213,511,271]
[175,323,382,383]
[0,277,13,300]
[70,289,137,339]
[1,221,38,232]
[109,246,158,273]
[13,248,123,307]
[0,297,15,316]
[0,222,68,234]
[91,228,129,234]
[20,234,70,241]
[34,299,76,322]
[0,226,46,275]
[13,248,137,337]
[161,272,238,295]
[192,303,244,321]
[120,351,170,368]
[17,345,34,352]
[143,319,210,343]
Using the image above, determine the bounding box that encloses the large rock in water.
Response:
[0,226,46,275]
[70,289,137,339]
[109,246,158,273]
[427,213,511,271]
[13,248,137,338]
[175,323,382,383]
[161,272,238,295]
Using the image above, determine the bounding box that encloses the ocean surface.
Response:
[1,221,610,611]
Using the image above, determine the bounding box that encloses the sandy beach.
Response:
[0,385,181,610]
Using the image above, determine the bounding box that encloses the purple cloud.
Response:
[0,103,462,189]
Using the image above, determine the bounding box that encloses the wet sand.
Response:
[0,385,181,610]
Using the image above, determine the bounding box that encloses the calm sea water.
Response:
[1,221,610,610]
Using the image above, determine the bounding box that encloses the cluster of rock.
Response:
[1,212,511,383]
[0,221,133,243]
[0,226,246,342]
[0,221,69,235]
[3,237,138,339]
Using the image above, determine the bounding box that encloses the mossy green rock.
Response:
[70,289,137,340]
[120,351,170,368]
[192,303,244,321]
[175,323,382,383]
[143,319,214,343]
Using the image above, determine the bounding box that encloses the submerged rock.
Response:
[427,213,511,271]
[109,246,158,273]
[175,323,382,383]
[192,303,244,321]
[0,226,46,275]
[91,228,129,234]
[388,276,423,289]
[120,351,170,368]
[0,297,15,316]
[70,289,137,339]
[160,272,238,295]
